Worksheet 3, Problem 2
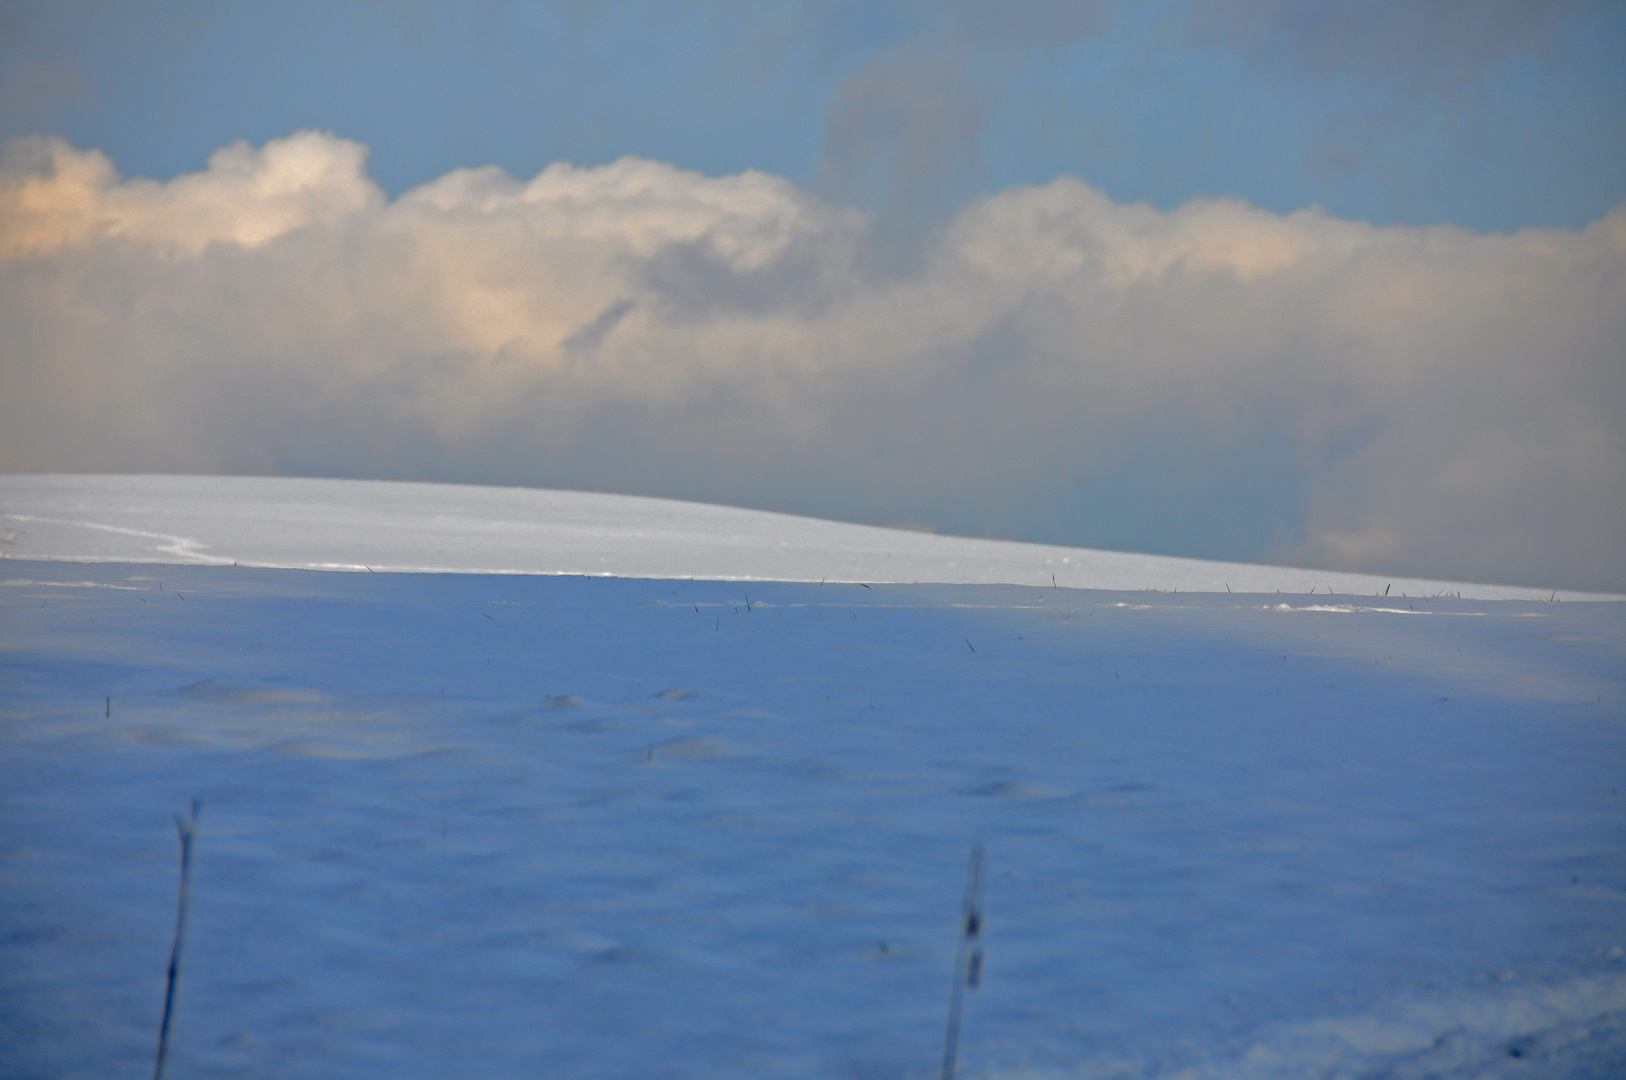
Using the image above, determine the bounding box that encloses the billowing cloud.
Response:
[2,130,1622,589]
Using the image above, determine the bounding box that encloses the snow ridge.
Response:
[3,474,1615,600]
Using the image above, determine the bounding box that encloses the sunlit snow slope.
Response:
[1,474,1611,599]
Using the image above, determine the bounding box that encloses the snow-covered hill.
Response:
[2,474,1614,600]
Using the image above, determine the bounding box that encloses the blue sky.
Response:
[2,1,1623,589]
[5,0,1623,230]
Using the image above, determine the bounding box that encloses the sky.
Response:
[1,0,1624,590]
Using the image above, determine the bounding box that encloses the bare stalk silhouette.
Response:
[940,842,985,1080]
[153,799,201,1080]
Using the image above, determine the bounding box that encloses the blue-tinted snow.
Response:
[2,562,1623,1079]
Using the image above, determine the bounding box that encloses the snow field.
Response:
[2,562,1623,1078]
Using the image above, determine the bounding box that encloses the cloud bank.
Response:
[2,131,1622,589]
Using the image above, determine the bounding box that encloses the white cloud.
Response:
[2,130,1621,589]
[0,130,380,257]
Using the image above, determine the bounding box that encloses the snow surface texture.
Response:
[3,561,1624,1079]
[2,474,1616,601]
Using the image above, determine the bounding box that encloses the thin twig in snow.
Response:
[153,800,201,1080]
[940,843,985,1080]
